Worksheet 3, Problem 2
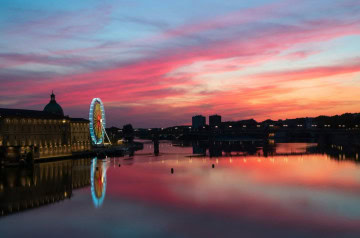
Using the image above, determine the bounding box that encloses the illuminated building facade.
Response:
[70,118,91,152]
[0,93,90,160]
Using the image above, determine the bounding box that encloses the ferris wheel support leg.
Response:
[101,124,112,145]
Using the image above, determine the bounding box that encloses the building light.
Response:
[215,126,218,128]
[257,125,261,127]
[269,125,274,127]
[229,125,232,128]
[283,124,288,127]
[243,125,247,128]
[148,128,151,131]
[175,127,178,129]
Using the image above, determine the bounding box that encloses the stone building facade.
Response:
[0,93,90,161]
[70,118,91,152]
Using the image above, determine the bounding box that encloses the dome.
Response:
[43,92,64,117]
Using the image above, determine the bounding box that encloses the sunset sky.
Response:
[1,0,360,127]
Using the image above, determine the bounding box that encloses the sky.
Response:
[0,0,360,127]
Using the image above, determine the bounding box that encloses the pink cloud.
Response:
[2,3,360,126]
[252,59,360,82]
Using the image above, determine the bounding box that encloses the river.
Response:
[1,141,360,237]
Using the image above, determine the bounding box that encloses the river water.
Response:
[1,141,360,237]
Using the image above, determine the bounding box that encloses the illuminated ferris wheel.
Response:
[89,98,111,145]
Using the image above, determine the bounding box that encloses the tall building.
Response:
[192,115,206,130]
[0,92,90,161]
[209,114,221,127]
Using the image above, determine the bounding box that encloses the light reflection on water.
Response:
[91,158,108,208]
[1,141,360,237]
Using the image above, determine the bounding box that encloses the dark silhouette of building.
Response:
[43,91,64,117]
[209,114,221,127]
[192,115,206,130]
[106,127,122,144]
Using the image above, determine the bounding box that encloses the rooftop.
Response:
[70,118,89,122]
[0,108,67,120]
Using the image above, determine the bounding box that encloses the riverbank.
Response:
[0,141,144,167]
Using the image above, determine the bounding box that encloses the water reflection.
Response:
[2,142,360,238]
[1,142,360,218]
[187,141,360,163]
[0,159,90,216]
[90,158,108,208]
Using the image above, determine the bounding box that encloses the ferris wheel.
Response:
[89,98,111,145]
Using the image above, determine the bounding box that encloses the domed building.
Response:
[43,91,64,116]
[0,92,91,162]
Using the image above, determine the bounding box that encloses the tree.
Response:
[122,124,134,143]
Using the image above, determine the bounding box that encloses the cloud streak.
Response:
[1,0,360,127]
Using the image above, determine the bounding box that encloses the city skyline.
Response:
[1,0,360,127]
